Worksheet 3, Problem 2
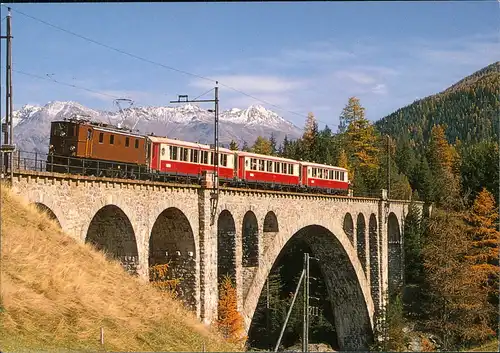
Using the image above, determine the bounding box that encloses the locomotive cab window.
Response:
[125,137,130,147]
[109,135,115,145]
[99,132,104,143]
[135,139,139,148]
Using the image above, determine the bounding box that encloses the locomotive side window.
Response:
[99,133,104,143]
[109,135,115,145]
[125,137,130,147]
[135,139,139,148]
[87,129,92,140]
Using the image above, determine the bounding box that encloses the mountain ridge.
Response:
[7,101,303,154]
[375,61,499,145]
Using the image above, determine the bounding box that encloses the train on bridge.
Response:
[46,117,351,195]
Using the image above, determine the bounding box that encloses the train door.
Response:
[302,165,308,186]
[85,128,93,158]
[233,152,238,179]
[151,143,160,171]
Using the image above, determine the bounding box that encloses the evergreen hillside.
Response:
[375,61,499,146]
[0,184,240,352]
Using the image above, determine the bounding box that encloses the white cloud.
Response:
[190,75,307,94]
[222,94,293,112]
[412,32,499,67]
[83,89,168,107]
[372,83,387,95]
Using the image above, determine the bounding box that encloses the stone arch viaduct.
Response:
[8,170,426,350]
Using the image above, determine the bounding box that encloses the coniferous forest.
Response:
[229,61,499,351]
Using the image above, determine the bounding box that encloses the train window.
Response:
[135,139,139,148]
[282,163,287,174]
[329,170,334,179]
[220,154,228,167]
[182,148,188,161]
[287,164,292,174]
[125,137,130,147]
[258,160,264,171]
[87,129,92,140]
[274,161,280,173]
[191,149,199,163]
[202,151,208,164]
[340,171,344,181]
[335,171,339,180]
[251,158,257,171]
[109,135,115,144]
[161,147,165,156]
[312,168,317,177]
[266,160,273,172]
[209,152,214,165]
[99,133,104,143]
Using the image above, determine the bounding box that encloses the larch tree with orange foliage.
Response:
[217,275,246,345]
[427,124,462,210]
[149,263,181,298]
[422,209,495,350]
[464,187,500,311]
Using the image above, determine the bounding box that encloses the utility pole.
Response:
[274,252,318,352]
[302,253,310,353]
[170,82,219,225]
[0,7,14,182]
[386,134,391,199]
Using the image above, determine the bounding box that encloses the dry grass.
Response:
[0,183,241,352]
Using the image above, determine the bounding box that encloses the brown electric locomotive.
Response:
[47,116,149,178]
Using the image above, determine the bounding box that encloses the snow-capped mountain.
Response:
[3,101,302,155]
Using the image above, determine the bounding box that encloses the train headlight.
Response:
[69,145,76,151]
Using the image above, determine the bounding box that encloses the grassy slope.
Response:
[0,184,240,352]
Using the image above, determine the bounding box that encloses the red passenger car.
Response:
[147,136,235,179]
[300,161,349,191]
[235,151,301,186]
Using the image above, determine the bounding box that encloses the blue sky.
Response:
[1,1,498,130]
